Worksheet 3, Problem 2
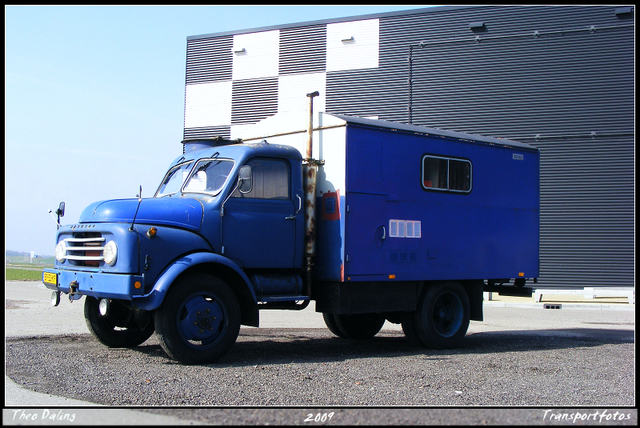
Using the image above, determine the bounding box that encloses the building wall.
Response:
[183,5,635,288]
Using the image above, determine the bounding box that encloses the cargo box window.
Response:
[422,155,471,193]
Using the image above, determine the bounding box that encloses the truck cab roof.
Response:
[173,138,303,167]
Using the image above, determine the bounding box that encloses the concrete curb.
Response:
[4,378,202,425]
[484,301,635,311]
[5,376,98,407]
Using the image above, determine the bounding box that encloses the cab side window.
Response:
[232,158,290,199]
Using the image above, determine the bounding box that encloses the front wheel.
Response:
[84,297,154,348]
[154,274,241,365]
[402,282,470,349]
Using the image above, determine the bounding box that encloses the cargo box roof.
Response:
[331,114,538,152]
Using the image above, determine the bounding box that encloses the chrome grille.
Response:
[62,236,105,264]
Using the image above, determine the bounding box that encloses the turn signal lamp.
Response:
[147,227,157,238]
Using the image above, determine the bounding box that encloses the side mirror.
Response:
[50,201,65,230]
[56,202,65,218]
[238,165,252,194]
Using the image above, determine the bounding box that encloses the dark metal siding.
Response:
[402,15,635,137]
[185,36,233,84]
[231,78,278,125]
[535,135,634,288]
[183,125,230,140]
[326,68,406,119]
[279,24,326,75]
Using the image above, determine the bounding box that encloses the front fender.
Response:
[131,252,256,311]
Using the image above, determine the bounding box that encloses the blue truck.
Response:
[43,104,539,365]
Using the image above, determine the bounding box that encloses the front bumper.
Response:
[43,268,145,300]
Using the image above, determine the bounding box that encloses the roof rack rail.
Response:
[181,136,243,153]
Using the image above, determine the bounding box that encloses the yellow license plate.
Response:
[43,272,57,285]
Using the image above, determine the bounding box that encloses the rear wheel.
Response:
[402,282,470,349]
[154,274,241,365]
[325,313,386,339]
[322,313,347,338]
[401,312,421,345]
[84,297,154,348]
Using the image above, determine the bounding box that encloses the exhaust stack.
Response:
[303,91,321,298]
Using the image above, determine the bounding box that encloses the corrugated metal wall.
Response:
[184,5,635,288]
[279,24,326,75]
[184,35,233,139]
[535,135,634,288]
[231,78,278,125]
[185,35,232,84]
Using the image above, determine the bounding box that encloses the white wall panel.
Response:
[232,30,280,81]
[326,19,379,72]
[230,123,255,141]
[184,81,232,128]
[278,72,326,114]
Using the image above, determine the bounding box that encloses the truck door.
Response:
[344,192,387,277]
[222,157,300,269]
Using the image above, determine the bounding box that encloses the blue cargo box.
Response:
[239,112,539,284]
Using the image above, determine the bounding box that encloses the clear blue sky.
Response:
[5,5,428,256]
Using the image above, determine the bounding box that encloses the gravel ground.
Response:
[5,325,634,408]
[5,281,636,425]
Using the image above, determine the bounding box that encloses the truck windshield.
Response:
[155,159,235,197]
[155,161,194,197]
[182,158,234,195]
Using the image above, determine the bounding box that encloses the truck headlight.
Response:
[55,241,66,262]
[103,240,118,266]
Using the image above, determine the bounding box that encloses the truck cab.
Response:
[44,138,309,364]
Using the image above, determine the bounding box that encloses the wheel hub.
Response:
[432,293,462,337]
[180,296,224,342]
[196,309,215,331]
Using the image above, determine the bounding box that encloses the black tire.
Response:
[401,312,421,346]
[84,297,154,348]
[323,313,347,338]
[154,274,241,365]
[404,282,470,349]
[332,313,386,340]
